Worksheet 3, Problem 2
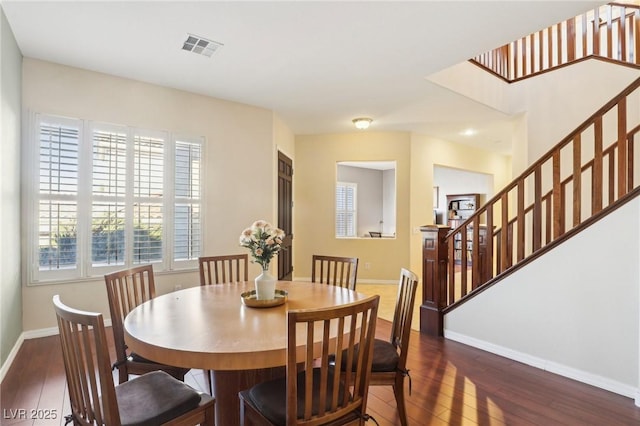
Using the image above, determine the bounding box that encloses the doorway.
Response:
[433,165,493,225]
[277,151,293,280]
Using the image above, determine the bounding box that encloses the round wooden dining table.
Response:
[124,280,370,426]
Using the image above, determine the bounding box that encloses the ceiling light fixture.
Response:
[352,117,373,130]
[460,128,477,136]
[182,33,223,58]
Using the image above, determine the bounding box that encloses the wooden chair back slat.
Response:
[54,295,215,426]
[286,295,379,425]
[104,265,156,375]
[53,295,120,426]
[311,255,359,290]
[363,268,418,426]
[199,254,249,285]
[391,268,419,369]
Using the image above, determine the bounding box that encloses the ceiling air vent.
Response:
[182,34,223,58]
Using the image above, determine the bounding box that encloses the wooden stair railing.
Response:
[421,76,640,336]
[472,3,640,82]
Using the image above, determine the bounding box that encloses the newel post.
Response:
[420,225,450,336]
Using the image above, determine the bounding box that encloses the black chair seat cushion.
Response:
[339,339,399,373]
[115,370,202,426]
[243,367,348,426]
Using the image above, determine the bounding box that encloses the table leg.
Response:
[211,366,286,426]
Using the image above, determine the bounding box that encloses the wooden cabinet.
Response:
[446,193,481,263]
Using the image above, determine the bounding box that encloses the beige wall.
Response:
[19,59,514,331]
[409,134,512,275]
[294,131,512,283]
[21,59,283,330]
[294,132,412,282]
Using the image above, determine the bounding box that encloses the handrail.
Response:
[472,3,640,81]
[420,77,640,336]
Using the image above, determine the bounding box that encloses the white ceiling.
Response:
[2,1,603,155]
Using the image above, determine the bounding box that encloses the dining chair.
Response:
[198,253,249,395]
[199,253,249,285]
[104,264,190,384]
[52,295,216,426]
[342,268,418,426]
[239,295,380,426]
[311,255,359,291]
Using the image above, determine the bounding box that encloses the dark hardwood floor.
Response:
[2,319,640,425]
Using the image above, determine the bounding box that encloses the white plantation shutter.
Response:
[38,119,80,274]
[30,114,204,283]
[174,141,202,261]
[134,135,164,198]
[92,128,127,266]
[336,182,357,237]
[133,203,163,263]
[132,135,164,264]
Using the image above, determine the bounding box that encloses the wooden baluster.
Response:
[420,225,449,337]
[533,166,542,251]
[500,193,509,272]
[593,117,603,213]
[471,218,478,289]
[552,151,563,238]
[528,34,535,74]
[544,193,552,244]
[573,134,582,226]
[516,179,525,262]
[608,149,616,205]
[618,98,628,197]
[567,17,576,61]
[485,206,494,282]
[632,8,640,65]
[538,30,544,72]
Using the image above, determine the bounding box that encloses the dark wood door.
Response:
[277,151,293,280]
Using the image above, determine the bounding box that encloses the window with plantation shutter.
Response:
[92,128,126,267]
[38,118,80,276]
[132,134,164,264]
[174,141,201,261]
[30,114,204,284]
[336,182,357,238]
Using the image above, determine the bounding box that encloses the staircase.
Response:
[420,3,640,337]
[471,2,640,82]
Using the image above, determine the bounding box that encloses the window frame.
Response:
[26,113,204,285]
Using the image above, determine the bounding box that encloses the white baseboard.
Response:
[445,330,639,400]
[0,319,113,383]
[24,326,59,339]
[0,332,25,383]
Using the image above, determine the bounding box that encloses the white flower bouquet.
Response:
[239,220,285,271]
